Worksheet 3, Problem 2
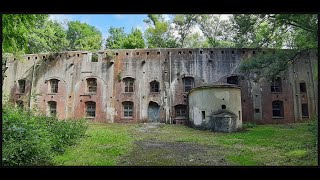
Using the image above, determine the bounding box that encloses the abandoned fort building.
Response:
[3,48,318,126]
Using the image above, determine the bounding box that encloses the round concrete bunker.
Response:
[188,84,242,132]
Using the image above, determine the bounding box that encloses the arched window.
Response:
[150,80,159,92]
[272,100,284,118]
[271,77,282,92]
[227,76,239,85]
[48,101,57,117]
[49,79,59,93]
[123,77,134,92]
[123,101,133,117]
[18,79,26,93]
[175,105,187,117]
[183,77,194,92]
[87,78,97,93]
[86,101,96,117]
[16,100,24,109]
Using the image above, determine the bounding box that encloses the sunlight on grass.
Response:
[53,123,134,166]
[52,122,317,166]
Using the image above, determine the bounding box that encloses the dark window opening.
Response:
[302,104,309,117]
[116,53,119,56]
[147,52,149,55]
[18,80,26,93]
[189,51,192,54]
[86,101,96,117]
[77,54,79,57]
[200,50,203,54]
[87,78,97,93]
[157,52,160,55]
[271,77,282,92]
[28,57,30,60]
[210,51,213,54]
[91,54,98,62]
[232,51,234,54]
[50,79,59,93]
[16,101,24,109]
[48,101,57,117]
[227,76,239,85]
[136,52,139,55]
[272,100,284,118]
[300,82,306,93]
[35,57,37,59]
[242,51,245,54]
[202,111,205,119]
[253,51,255,54]
[183,77,194,92]
[126,52,128,55]
[124,78,134,92]
[255,108,260,113]
[178,51,181,55]
[221,51,224,54]
[150,81,159,92]
[123,101,133,117]
[221,105,226,109]
[175,105,187,117]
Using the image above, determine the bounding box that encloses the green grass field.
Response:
[53,122,318,166]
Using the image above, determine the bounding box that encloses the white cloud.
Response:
[114,14,125,20]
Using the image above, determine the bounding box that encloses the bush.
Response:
[243,122,257,129]
[2,105,88,166]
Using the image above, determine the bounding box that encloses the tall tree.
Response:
[105,27,126,49]
[183,32,211,48]
[172,14,198,48]
[2,14,48,53]
[105,27,145,49]
[197,14,235,47]
[235,14,318,81]
[67,21,103,51]
[144,14,178,48]
[26,20,69,54]
[123,28,145,49]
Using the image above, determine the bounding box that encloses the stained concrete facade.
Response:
[2,48,318,124]
[188,85,242,132]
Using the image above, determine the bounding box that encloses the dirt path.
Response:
[118,123,232,166]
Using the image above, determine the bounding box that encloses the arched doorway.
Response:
[148,101,160,123]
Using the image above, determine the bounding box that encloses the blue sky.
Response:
[49,14,167,40]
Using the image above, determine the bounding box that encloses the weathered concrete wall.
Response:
[188,85,242,131]
[3,48,317,124]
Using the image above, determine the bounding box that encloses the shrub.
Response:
[2,104,88,166]
[243,122,257,129]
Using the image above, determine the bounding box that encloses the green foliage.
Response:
[67,21,103,51]
[26,20,69,54]
[242,122,257,129]
[2,104,88,166]
[105,27,145,49]
[123,28,145,49]
[105,27,126,49]
[2,14,48,54]
[144,14,178,48]
[172,14,198,48]
[232,14,318,48]
[240,49,299,81]
[197,14,235,47]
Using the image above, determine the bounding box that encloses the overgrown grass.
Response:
[53,123,134,166]
[2,104,88,166]
[51,121,318,166]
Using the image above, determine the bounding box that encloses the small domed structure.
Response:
[188,84,242,132]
